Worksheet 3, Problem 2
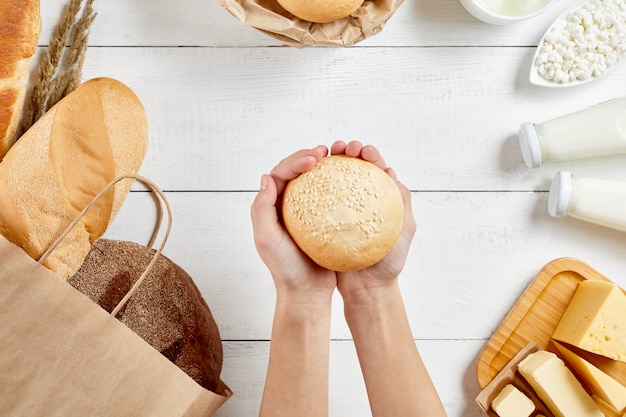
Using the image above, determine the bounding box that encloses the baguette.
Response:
[0,77,148,279]
[0,0,41,160]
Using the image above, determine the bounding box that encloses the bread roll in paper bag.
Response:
[218,0,404,47]
[0,175,232,416]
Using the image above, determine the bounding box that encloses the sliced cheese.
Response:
[491,384,535,417]
[552,280,626,362]
[517,350,603,417]
[554,341,626,413]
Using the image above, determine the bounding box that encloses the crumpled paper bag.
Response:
[0,234,232,416]
[218,0,404,47]
[0,175,232,416]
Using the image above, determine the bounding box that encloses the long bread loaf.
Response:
[0,0,41,160]
[0,77,148,279]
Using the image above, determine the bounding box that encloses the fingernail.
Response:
[260,175,269,190]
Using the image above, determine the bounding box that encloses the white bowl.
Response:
[458,0,557,25]
[529,0,626,87]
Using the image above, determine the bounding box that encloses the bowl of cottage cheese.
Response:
[530,0,626,87]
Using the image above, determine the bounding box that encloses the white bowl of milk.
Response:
[458,0,557,24]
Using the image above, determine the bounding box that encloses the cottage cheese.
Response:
[535,0,626,84]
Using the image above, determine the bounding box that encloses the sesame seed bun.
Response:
[275,0,364,23]
[282,155,404,271]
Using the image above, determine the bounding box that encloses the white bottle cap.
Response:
[518,122,542,168]
[548,171,572,217]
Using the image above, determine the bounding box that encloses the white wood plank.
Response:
[39,0,580,47]
[104,191,626,341]
[25,2,626,417]
[216,339,487,417]
[60,46,626,192]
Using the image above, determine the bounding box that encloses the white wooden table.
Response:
[40,0,626,415]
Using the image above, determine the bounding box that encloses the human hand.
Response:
[330,141,417,305]
[251,145,337,306]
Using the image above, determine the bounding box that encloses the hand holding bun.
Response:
[254,144,445,417]
[282,154,404,271]
[276,0,365,23]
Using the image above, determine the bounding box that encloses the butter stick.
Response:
[491,384,534,417]
[517,350,603,417]
[554,341,626,413]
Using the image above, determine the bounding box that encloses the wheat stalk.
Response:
[18,0,97,138]
[66,0,96,95]
[51,0,96,104]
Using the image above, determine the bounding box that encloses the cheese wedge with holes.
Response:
[518,350,603,417]
[552,280,626,362]
[491,384,535,417]
[554,341,626,413]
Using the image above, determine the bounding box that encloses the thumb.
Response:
[251,174,281,252]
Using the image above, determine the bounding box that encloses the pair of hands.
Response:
[251,141,416,307]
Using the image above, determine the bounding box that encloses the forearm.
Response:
[259,296,332,417]
[343,283,447,417]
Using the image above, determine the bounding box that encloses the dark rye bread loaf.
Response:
[68,239,223,392]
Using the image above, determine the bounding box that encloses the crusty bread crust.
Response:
[275,0,364,23]
[282,155,404,271]
[0,78,148,279]
[0,0,41,160]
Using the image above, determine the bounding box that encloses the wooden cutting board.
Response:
[475,257,626,417]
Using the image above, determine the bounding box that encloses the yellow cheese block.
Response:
[552,280,626,362]
[518,350,603,417]
[554,342,626,413]
[491,384,535,417]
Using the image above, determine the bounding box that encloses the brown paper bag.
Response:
[0,175,232,416]
[219,0,404,47]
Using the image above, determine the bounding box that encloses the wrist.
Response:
[275,288,334,322]
[342,282,404,326]
[339,279,400,311]
[342,282,414,345]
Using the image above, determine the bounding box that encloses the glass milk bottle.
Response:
[549,171,626,232]
[518,97,626,168]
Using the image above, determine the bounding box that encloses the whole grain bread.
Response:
[68,239,224,392]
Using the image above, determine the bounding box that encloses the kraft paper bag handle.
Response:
[37,174,172,317]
